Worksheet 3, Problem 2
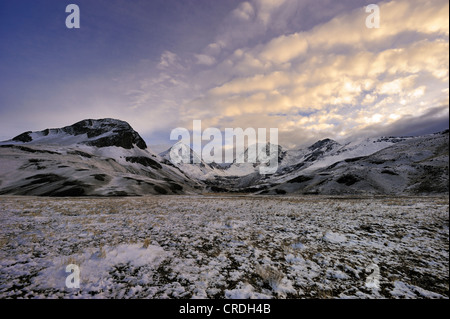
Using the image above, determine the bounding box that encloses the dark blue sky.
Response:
[0,0,241,140]
[0,0,448,148]
[1,1,241,73]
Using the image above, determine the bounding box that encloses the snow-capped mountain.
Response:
[0,119,447,196]
[219,136,409,178]
[259,130,449,195]
[201,135,413,190]
[9,118,148,150]
[159,142,226,180]
[177,131,447,195]
[158,142,284,192]
[223,142,285,177]
[0,119,202,196]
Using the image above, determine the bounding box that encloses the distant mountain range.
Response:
[0,118,448,196]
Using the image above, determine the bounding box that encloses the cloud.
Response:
[175,0,449,148]
[357,104,449,138]
[376,75,418,95]
[209,0,300,55]
[210,71,291,96]
[194,54,216,66]
[157,51,183,70]
[101,0,448,148]
[257,33,309,64]
[232,2,255,21]
[254,0,286,25]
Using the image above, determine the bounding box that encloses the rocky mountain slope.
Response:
[0,119,202,196]
[161,131,448,195]
[0,119,447,196]
[159,142,226,180]
[245,131,449,195]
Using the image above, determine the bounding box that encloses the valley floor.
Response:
[0,195,448,299]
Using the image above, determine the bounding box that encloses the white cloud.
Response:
[182,0,448,146]
[376,75,418,95]
[119,0,449,147]
[205,42,224,56]
[194,54,216,66]
[258,33,308,64]
[210,71,291,96]
[232,2,255,21]
[254,0,286,25]
[157,51,183,70]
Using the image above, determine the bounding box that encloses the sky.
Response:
[0,0,448,150]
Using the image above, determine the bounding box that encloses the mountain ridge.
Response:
[0,119,448,196]
[9,118,147,150]
[0,119,202,196]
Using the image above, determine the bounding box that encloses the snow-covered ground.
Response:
[0,195,448,299]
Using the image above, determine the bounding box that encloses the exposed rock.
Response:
[125,156,162,169]
[336,174,360,186]
[287,175,313,184]
[12,131,33,143]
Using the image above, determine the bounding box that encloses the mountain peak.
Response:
[161,142,204,165]
[307,138,340,151]
[11,118,147,150]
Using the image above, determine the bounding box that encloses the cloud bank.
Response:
[126,0,448,148]
[1,0,448,149]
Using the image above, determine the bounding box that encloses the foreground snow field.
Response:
[0,195,448,299]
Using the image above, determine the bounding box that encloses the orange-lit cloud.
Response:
[169,0,448,147]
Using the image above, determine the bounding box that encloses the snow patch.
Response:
[390,281,445,299]
[323,231,347,244]
[35,244,168,291]
[225,282,272,299]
